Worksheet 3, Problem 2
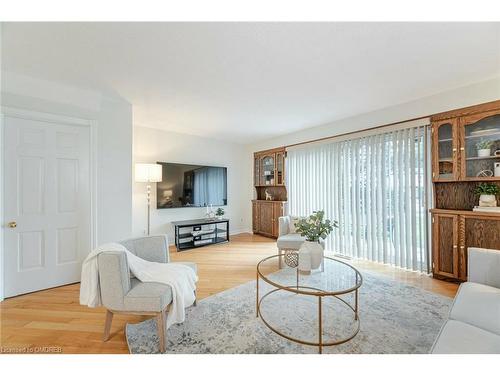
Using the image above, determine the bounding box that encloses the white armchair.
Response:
[98,235,197,353]
[276,216,305,269]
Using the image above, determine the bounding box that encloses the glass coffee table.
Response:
[256,254,363,353]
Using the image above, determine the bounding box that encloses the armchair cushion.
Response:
[97,251,131,311]
[124,279,173,312]
[277,233,305,250]
[288,216,301,234]
[278,216,290,236]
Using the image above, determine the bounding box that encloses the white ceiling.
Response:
[2,22,500,143]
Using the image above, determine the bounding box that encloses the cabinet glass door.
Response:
[461,112,500,179]
[434,120,457,180]
[276,152,284,185]
[254,156,260,186]
[261,155,275,186]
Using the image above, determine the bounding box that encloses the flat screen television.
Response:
[156,162,227,209]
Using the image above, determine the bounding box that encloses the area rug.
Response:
[125,266,452,354]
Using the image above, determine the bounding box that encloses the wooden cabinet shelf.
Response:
[430,208,500,218]
[465,155,500,161]
[464,130,500,140]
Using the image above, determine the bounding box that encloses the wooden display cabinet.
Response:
[252,147,287,238]
[430,100,500,282]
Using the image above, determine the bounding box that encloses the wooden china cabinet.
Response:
[252,147,287,238]
[430,100,500,281]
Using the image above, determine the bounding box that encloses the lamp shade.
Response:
[135,163,162,183]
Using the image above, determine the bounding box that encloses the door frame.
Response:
[0,106,98,301]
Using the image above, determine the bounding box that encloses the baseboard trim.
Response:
[229,228,253,236]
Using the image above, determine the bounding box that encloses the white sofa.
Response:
[431,247,500,354]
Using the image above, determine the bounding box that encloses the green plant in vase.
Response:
[215,207,225,218]
[476,139,493,157]
[295,210,338,242]
[294,211,338,272]
[474,183,500,207]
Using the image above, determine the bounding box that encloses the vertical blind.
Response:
[286,122,431,272]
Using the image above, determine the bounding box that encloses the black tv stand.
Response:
[172,218,229,251]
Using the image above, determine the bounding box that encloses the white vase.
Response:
[479,194,497,207]
[298,240,324,272]
[478,149,491,158]
[298,245,311,273]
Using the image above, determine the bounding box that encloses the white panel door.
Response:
[4,115,91,297]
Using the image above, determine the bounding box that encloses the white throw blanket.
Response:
[80,243,198,328]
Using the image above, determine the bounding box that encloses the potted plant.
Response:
[295,210,338,272]
[474,183,500,207]
[215,207,225,219]
[476,140,493,158]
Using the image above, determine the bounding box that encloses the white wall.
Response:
[249,77,500,152]
[133,126,253,244]
[1,72,133,245]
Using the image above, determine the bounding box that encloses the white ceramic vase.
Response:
[298,245,311,273]
[478,149,491,158]
[298,240,324,272]
[479,194,497,207]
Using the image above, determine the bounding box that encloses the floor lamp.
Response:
[135,163,163,235]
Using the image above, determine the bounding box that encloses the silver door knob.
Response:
[8,221,17,228]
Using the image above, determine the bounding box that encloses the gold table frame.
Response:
[256,254,363,354]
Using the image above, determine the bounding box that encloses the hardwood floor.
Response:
[0,233,458,354]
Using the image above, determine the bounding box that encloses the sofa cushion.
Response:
[277,233,305,250]
[431,319,500,354]
[468,247,500,289]
[450,282,500,335]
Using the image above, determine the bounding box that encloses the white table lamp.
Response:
[135,163,163,235]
